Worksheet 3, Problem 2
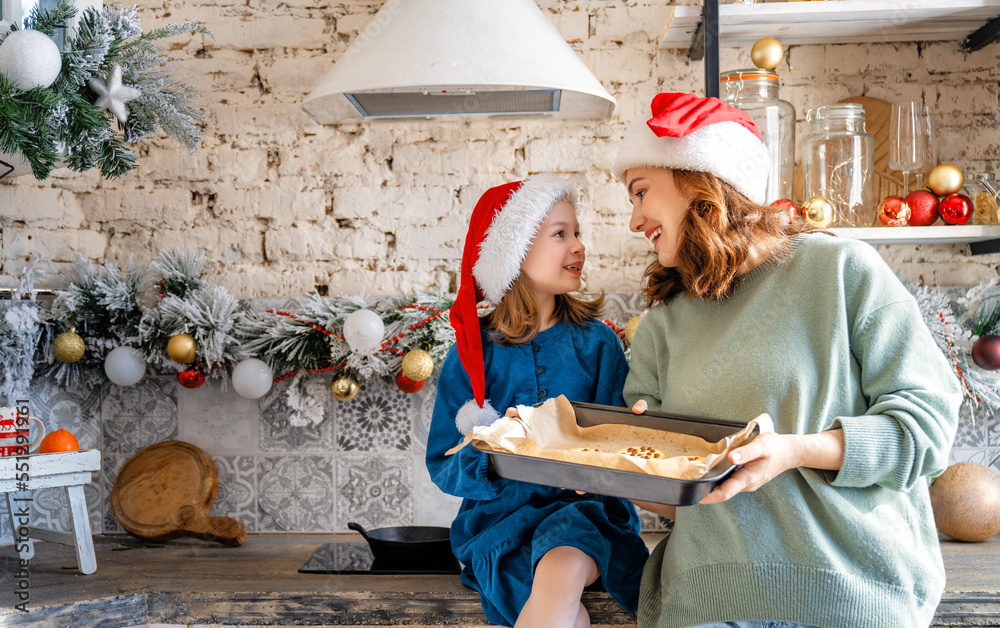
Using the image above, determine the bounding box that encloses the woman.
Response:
[613,92,962,628]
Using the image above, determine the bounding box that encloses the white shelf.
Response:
[829,224,1000,245]
[659,0,1000,48]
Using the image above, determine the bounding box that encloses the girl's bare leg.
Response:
[515,546,599,628]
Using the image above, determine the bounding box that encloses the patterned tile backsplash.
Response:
[2,292,998,545]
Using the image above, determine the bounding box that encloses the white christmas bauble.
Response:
[104,346,146,387]
[0,29,62,90]
[231,358,273,400]
[343,309,385,355]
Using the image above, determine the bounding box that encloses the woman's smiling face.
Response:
[626,168,692,268]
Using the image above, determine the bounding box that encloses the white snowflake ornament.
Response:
[88,65,142,122]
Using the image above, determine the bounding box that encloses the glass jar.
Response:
[720,69,795,204]
[801,104,875,226]
[966,172,999,225]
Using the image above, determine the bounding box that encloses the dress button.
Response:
[535,367,543,375]
[532,344,540,353]
[538,389,546,397]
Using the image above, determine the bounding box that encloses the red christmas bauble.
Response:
[972,335,1000,370]
[178,368,206,389]
[395,370,425,393]
[904,190,940,226]
[938,193,973,225]
[877,196,911,227]
[770,198,799,220]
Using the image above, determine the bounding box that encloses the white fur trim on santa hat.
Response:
[456,398,501,434]
[474,173,573,305]
[613,117,770,205]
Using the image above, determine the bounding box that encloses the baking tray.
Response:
[473,401,758,506]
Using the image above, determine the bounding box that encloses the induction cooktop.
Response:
[298,541,462,575]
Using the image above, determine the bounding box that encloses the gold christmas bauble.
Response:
[801,196,835,228]
[624,316,643,345]
[751,37,784,70]
[331,375,361,401]
[401,349,434,382]
[53,328,85,364]
[928,164,964,196]
[166,332,197,364]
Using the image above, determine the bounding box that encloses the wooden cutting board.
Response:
[111,440,246,547]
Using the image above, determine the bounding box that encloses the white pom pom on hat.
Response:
[613,92,771,205]
[455,399,501,435]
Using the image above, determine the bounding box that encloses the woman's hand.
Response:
[699,429,844,505]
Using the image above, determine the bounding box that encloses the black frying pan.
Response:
[348,521,456,566]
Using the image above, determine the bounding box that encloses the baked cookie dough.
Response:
[617,445,666,460]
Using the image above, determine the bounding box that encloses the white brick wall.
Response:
[0,0,998,294]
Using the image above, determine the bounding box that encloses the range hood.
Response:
[301,0,616,123]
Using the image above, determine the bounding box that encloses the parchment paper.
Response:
[447,395,764,481]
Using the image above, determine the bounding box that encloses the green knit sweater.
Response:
[624,233,962,628]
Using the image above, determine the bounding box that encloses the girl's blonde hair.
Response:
[642,170,821,306]
[481,277,606,346]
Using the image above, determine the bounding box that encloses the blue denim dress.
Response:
[426,319,649,627]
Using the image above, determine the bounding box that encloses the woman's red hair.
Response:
[642,170,823,306]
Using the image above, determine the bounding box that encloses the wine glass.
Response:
[889,101,924,195]
[914,106,936,191]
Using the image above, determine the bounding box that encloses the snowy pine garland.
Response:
[151,246,208,299]
[49,253,149,344]
[4,249,999,422]
[239,293,460,383]
[0,257,44,401]
[134,249,247,381]
[140,284,249,374]
[0,303,40,404]
[38,254,150,385]
[0,0,208,179]
[907,281,1000,412]
[959,281,1000,336]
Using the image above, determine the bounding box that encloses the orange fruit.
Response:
[38,428,80,454]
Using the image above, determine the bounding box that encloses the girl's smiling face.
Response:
[520,200,585,300]
[626,168,692,268]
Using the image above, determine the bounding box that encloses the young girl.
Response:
[426,173,649,628]
[613,92,961,628]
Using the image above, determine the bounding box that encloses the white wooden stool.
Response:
[1,449,101,575]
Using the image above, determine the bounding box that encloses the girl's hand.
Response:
[631,399,648,414]
[504,407,519,418]
[699,430,844,505]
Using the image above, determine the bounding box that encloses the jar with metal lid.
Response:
[801,104,875,226]
[720,69,795,204]
[965,172,999,224]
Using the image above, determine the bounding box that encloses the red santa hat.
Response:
[612,92,771,204]
[450,173,573,434]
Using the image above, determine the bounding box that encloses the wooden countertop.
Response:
[1,533,998,627]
